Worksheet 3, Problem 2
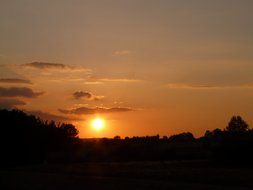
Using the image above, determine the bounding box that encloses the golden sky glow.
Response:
[0,1,253,138]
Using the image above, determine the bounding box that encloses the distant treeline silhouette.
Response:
[1,109,253,164]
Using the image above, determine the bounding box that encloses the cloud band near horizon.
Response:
[59,106,133,115]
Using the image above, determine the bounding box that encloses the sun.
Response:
[91,117,105,131]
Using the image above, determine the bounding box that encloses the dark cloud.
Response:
[0,98,26,109]
[24,62,67,69]
[59,106,133,115]
[73,91,92,99]
[73,91,104,100]
[0,78,32,84]
[0,87,43,98]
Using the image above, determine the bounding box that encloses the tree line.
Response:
[1,109,253,164]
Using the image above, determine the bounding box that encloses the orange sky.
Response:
[0,0,253,138]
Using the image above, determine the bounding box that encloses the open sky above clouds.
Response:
[0,0,253,137]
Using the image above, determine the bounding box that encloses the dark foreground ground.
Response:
[1,160,253,190]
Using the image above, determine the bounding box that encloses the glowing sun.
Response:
[91,117,105,131]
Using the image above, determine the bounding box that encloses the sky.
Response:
[0,0,253,138]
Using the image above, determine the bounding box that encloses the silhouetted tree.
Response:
[225,116,249,133]
[204,130,212,138]
[59,123,78,138]
[114,135,121,140]
[204,128,223,139]
[0,109,80,164]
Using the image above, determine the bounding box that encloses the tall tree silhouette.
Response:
[225,116,249,133]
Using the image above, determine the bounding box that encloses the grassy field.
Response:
[1,160,253,190]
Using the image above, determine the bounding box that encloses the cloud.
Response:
[59,106,133,115]
[166,83,253,89]
[26,110,72,122]
[0,78,32,84]
[73,91,104,100]
[84,81,103,85]
[100,78,140,82]
[98,78,142,83]
[23,62,91,73]
[166,83,217,89]
[164,62,253,90]
[0,87,44,98]
[113,50,131,56]
[83,78,143,85]
[24,62,67,69]
[20,62,91,81]
[0,98,26,109]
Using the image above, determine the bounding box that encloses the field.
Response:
[1,160,253,190]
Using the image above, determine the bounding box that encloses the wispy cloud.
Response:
[0,87,44,98]
[59,106,133,115]
[84,81,104,85]
[83,77,143,85]
[6,62,92,83]
[0,78,32,84]
[166,83,253,89]
[73,91,104,100]
[99,78,142,83]
[112,50,131,56]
